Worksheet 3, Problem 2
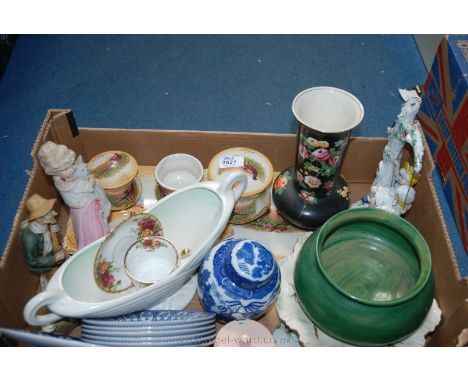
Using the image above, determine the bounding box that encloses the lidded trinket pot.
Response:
[208,147,274,224]
[88,150,140,211]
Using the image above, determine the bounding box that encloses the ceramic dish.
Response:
[208,147,273,224]
[0,327,97,347]
[83,310,215,325]
[81,320,215,331]
[81,316,215,329]
[82,333,216,347]
[24,173,247,327]
[214,319,275,347]
[81,322,216,337]
[81,328,216,342]
[149,274,197,310]
[94,213,164,293]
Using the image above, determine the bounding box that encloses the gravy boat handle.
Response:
[217,171,248,201]
[23,290,64,326]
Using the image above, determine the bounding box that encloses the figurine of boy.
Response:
[20,194,67,287]
[38,141,111,249]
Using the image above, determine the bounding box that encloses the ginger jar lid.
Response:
[88,151,138,189]
[222,239,277,290]
[207,147,273,198]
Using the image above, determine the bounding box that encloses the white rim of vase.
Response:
[292,86,364,134]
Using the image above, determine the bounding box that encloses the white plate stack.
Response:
[81,310,217,347]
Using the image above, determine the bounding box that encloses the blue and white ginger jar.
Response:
[198,238,281,322]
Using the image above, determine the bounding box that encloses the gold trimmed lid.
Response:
[88,151,138,189]
[207,147,274,198]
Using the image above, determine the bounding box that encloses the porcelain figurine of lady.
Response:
[273,87,364,229]
[39,141,111,249]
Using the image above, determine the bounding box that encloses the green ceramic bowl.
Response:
[294,208,434,346]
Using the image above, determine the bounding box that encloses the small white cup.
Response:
[155,153,204,196]
[124,236,178,288]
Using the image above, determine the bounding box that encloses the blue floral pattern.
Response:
[197,239,281,322]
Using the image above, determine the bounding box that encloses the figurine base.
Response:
[272,167,351,230]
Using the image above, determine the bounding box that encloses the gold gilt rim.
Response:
[93,212,163,293]
[207,147,274,198]
[123,235,179,286]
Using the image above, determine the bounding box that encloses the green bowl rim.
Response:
[315,208,432,307]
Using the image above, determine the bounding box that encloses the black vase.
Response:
[273,87,364,229]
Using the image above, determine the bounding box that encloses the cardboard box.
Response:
[418,35,468,257]
[0,109,467,346]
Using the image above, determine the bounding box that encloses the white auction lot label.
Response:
[219,155,244,169]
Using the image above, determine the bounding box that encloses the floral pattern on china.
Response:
[124,236,178,287]
[94,213,163,293]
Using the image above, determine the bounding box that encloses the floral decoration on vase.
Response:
[273,170,292,196]
[296,134,348,203]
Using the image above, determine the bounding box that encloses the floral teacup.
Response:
[124,236,179,288]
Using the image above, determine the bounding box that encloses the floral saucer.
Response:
[94,213,163,293]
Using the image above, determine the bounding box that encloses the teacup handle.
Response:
[23,290,64,326]
[218,172,248,202]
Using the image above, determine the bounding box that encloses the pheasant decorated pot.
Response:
[198,238,280,322]
[88,151,140,211]
[208,147,274,224]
